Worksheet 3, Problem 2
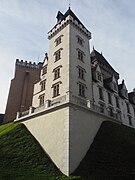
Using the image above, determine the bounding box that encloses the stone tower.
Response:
[15,8,106,176]
[14,7,135,176]
[4,59,42,122]
[33,7,92,107]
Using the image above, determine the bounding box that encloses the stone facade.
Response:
[4,60,42,122]
[13,7,135,176]
[91,49,135,128]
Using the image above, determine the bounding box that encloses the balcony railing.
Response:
[16,94,121,123]
[71,95,87,107]
[90,103,121,122]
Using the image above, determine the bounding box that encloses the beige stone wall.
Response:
[69,24,92,100]
[23,106,69,176]
[69,105,104,174]
[92,81,135,128]
[18,102,106,176]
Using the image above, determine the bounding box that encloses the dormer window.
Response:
[97,72,102,82]
[104,77,117,92]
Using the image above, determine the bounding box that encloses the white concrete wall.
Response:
[32,24,70,107]
[23,107,69,176]
[18,102,106,176]
[69,23,92,100]
[69,105,104,174]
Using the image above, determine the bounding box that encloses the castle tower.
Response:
[14,7,135,176]
[23,8,102,176]
[15,8,106,176]
[4,59,42,122]
[33,7,92,107]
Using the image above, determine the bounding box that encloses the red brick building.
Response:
[4,59,42,122]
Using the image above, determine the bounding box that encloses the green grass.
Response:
[1,121,135,180]
[73,121,135,179]
[0,123,79,180]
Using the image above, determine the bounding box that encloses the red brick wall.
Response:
[4,60,42,122]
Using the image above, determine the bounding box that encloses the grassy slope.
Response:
[0,123,79,180]
[73,121,135,179]
[1,121,135,180]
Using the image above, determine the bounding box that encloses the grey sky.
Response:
[0,0,135,113]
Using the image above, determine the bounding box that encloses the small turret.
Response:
[56,11,64,23]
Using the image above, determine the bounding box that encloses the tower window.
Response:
[99,87,104,100]
[55,35,63,46]
[78,67,85,80]
[42,65,47,75]
[39,94,45,106]
[77,36,84,46]
[54,50,61,62]
[79,83,85,97]
[54,68,60,80]
[40,80,46,91]
[52,83,60,97]
[77,50,84,62]
[56,37,61,46]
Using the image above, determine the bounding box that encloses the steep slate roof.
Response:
[56,7,87,30]
[91,49,119,79]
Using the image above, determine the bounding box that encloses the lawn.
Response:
[0,122,79,180]
[1,121,135,179]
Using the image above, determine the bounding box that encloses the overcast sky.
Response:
[0,0,135,113]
